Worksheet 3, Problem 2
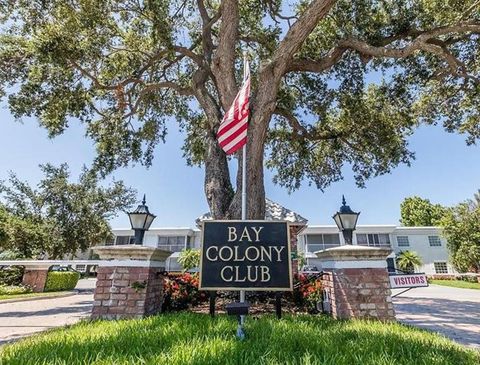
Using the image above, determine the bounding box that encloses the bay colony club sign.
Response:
[199,221,293,291]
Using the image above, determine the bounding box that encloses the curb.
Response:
[0,291,78,304]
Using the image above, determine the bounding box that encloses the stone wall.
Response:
[92,266,165,320]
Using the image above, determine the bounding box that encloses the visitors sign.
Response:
[389,273,428,289]
[199,221,292,291]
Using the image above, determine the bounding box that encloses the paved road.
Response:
[392,284,480,349]
[0,279,95,345]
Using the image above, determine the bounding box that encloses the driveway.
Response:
[0,279,95,345]
[392,284,480,349]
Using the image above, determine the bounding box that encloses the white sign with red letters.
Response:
[389,273,428,289]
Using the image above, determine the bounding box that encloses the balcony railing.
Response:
[158,244,185,252]
[307,244,341,252]
[357,242,391,247]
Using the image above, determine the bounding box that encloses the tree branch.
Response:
[272,0,337,74]
[211,0,239,109]
[274,107,343,141]
[123,81,194,119]
[197,0,221,62]
[287,47,346,73]
[338,22,480,60]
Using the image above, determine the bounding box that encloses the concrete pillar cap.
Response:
[314,245,392,269]
[93,245,172,261]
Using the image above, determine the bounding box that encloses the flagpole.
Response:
[239,52,248,331]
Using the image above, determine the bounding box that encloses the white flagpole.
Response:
[239,52,248,332]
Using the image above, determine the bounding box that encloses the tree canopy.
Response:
[400,196,449,226]
[1,1,479,219]
[440,200,480,272]
[0,164,136,258]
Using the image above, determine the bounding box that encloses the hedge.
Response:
[0,266,24,286]
[44,271,80,292]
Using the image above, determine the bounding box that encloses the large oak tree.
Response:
[1,1,479,219]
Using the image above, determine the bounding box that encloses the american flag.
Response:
[217,58,250,155]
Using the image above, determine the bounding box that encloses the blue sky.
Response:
[1,102,479,229]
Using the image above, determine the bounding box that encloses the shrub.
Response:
[177,249,200,272]
[289,273,323,311]
[457,274,479,283]
[0,284,32,295]
[162,272,323,313]
[0,265,24,286]
[162,272,208,311]
[44,271,80,292]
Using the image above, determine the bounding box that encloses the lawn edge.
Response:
[0,291,77,303]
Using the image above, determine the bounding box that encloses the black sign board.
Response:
[199,221,292,291]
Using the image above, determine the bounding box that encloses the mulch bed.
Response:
[189,295,310,315]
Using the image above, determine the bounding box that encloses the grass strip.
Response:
[430,280,480,290]
[0,312,478,365]
[0,291,72,301]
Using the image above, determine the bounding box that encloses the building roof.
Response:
[195,198,308,226]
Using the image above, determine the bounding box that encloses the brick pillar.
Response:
[289,224,305,276]
[91,246,171,320]
[317,246,395,321]
[22,269,49,292]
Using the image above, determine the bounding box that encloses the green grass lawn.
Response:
[0,313,478,365]
[0,291,72,301]
[430,279,480,290]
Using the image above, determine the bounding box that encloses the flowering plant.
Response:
[291,273,323,311]
[162,272,207,311]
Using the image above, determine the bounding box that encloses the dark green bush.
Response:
[44,271,80,292]
[0,266,24,286]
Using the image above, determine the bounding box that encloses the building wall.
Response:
[390,228,455,275]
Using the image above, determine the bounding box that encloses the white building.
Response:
[109,223,454,275]
[299,225,454,275]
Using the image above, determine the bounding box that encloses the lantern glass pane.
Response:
[339,213,358,230]
[333,214,343,230]
[144,214,156,230]
[129,213,147,230]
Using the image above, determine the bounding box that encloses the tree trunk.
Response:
[226,142,266,220]
[204,131,234,219]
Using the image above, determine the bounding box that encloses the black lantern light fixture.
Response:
[332,195,360,245]
[128,194,156,245]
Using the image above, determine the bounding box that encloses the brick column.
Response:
[289,224,305,276]
[316,246,395,321]
[91,246,171,320]
[22,268,49,292]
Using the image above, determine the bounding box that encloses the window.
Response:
[396,236,410,247]
[115,235,134,245]
[356,233,391,247]
[157,236,186,252]
[356,234,368,245]
[306,234,340,252]
[429,236,442,247]
[434,262,448,274]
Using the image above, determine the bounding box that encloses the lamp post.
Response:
[333,196,360,245]
[128,195,156,245]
